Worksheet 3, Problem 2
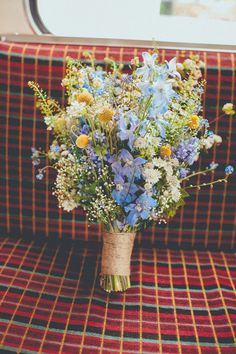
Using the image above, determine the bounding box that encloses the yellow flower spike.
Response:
[188,115,200,129]
[54,117,66,133]
[98,108,114,123]
[76,134,89,149]
[77,92,93,105]
[160,145,172,158]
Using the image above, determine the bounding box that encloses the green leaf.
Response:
[94,146,107,158]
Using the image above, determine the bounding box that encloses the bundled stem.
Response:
[100,231,136,292]
[100,275,131,293]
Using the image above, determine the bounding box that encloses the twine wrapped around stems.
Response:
[101,231,136,276]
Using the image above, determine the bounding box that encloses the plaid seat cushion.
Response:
[0,237,235,353]
[0,41,236,250]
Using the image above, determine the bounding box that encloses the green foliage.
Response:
[166,189,190,218]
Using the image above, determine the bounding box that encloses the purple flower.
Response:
[36,172,44,180]
[86,146,101,168]
[117,113,139,150]
[179,168,189,178]
[125,192,157,226]
[94,130,106,142]
[174,138,199,166]
[111,149,146,181]
[80,124,89,134]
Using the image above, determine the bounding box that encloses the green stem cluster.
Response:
[100,274,131,293]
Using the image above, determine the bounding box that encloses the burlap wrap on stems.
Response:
[101,231,136,276]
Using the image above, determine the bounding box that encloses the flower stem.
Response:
[100,274,131,292]
[39,165,57,172]
[185,176,229,190]
[181,168,212,181]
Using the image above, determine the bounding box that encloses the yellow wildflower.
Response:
[76,134,89,148]
[77,92,93,105]
[222,103,235,115]
[98,108,114,123]
[160,145,172,158]
[188,115,200,129]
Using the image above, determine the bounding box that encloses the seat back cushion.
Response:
[0,42,235,250]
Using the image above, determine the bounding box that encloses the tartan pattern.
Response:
[0,41,236,249]
[0,237,235,353]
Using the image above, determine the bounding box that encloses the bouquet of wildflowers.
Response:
[30,51,234,292]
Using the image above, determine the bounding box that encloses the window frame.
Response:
[22,0,236,52]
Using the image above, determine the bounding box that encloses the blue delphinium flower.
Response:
[147,111,169,138]
[151,78,176,114]
[117,113,139,150]
[118,149,146,180]
[82,82,91,92]
[165,57,181,80]
[136,52,158,80]
[125,192,157,226]
[50,145,60,153]
[95,87,105,96]
[138,81,156,97]
[92,69,106,80]
[225,165,234,174]
[200,119,209,128]
[112,175,138,206]
[109,150,146,194]
[138,77,176,115]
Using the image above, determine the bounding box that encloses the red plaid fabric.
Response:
[0,41,235,249]
[0,237,235,353]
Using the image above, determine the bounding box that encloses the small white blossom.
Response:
[61,200,78,212]
[170,187,181,202]
[66,101,86,117]
[134,137,146,149]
